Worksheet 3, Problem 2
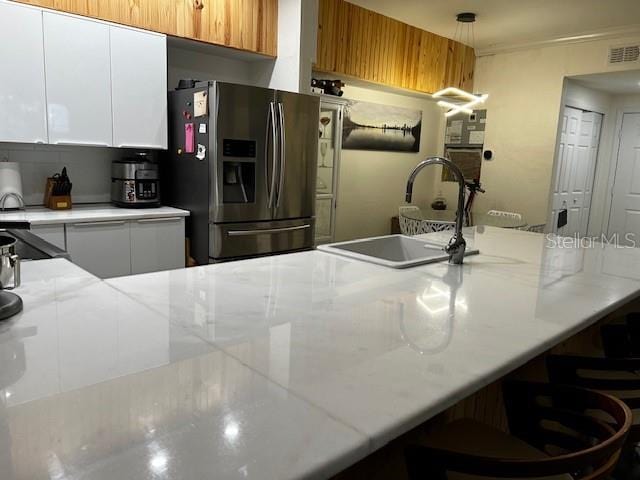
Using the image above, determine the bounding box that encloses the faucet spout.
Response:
[405,156,467,264]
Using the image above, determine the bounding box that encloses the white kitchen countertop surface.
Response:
[2,227,640,479]
[0,259,367,480]
[0,203,189,225]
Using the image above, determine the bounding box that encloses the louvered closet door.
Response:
[551,106,602,236]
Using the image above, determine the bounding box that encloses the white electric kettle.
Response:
[0,162,24,210]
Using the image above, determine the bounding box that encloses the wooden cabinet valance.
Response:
[13,0,278,57]
[315,0,475,94]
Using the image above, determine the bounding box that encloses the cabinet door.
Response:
[43,12,113,147]
[31,224,65,250]
[130,217,185,274]
[0,2,48,143]
[110,26,168,149]
[66,221,131,278]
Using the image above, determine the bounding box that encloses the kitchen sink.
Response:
[317,234,479,268]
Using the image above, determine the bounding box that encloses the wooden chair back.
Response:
[547,354,640,443]
[405,381,631,479]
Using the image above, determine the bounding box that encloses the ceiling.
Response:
[348,0,640,51]
[571,70,640,94]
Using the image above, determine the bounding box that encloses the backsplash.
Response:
[0,143,131,206]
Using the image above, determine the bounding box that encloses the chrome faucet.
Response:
[405,156,467,264]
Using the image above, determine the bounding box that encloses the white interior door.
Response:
[608,113,640,246]
[551,106,602,236]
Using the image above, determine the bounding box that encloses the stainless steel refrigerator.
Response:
[164,81,319,264]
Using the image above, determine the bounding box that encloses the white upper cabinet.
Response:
[110,26,167,149]
[0,2,48,143]
[43,12,113,147]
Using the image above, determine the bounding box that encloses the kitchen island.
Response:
[2,227,640,479]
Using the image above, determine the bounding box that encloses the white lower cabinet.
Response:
[130,217,185,274]
[63,217,185,278]
[30,224,65,250]
[66,220,132,279]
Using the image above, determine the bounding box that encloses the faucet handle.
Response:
[445,232,466,265]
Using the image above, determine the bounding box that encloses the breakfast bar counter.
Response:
[2,227,640,479]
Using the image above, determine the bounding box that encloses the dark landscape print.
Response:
[342,100,422,152]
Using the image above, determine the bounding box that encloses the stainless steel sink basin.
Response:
[317,234,479,268]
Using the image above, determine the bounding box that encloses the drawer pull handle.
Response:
[53,140,111,147]
[137,217,182,224]
[227,224,311,237]
[73,220,127,227]
[117,144,165,149]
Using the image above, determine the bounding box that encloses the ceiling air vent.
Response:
[608,44,640,65]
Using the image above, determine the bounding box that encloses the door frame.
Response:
[603,108,640,237]
[548,104,604,235]
[315,96,345,245]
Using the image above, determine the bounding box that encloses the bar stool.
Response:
[600,314,640,359]
[404,380,631,479]
[547,338,640,479]
[547,354,640,444]
[549,315,640,441]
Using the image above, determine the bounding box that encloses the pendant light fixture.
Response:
[433,12,487,117]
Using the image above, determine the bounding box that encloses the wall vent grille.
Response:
[608,45,640,64]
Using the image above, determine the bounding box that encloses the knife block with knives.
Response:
[44,167,72,210]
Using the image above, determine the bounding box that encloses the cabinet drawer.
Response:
[30,224,65,250]
[66,220,131,278]
[131,217,184,274]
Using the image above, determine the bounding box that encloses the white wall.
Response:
[167,46,255,89]
[461,34,640,226]
[0,143,123,206]
[252,0,318,92]
[612,94,640,108]
[251,0,303,92]
[334,85,445,241]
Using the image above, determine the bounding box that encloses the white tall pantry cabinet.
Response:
[0,2,48,143]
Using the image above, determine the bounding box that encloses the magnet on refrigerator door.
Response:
[185,123,195,153]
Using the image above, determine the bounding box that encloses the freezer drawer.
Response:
[210,218,314,260]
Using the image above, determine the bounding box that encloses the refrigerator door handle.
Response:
[227,224,311,237]
[265,102,278,208]
[276,102,286,208]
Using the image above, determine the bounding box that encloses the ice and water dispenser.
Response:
[222,139,256,204]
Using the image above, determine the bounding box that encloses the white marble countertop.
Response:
[0,203,189,225]
[2,227,640,479]
[0,259,366,480]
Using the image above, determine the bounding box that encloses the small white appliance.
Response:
[0,162,24,210]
